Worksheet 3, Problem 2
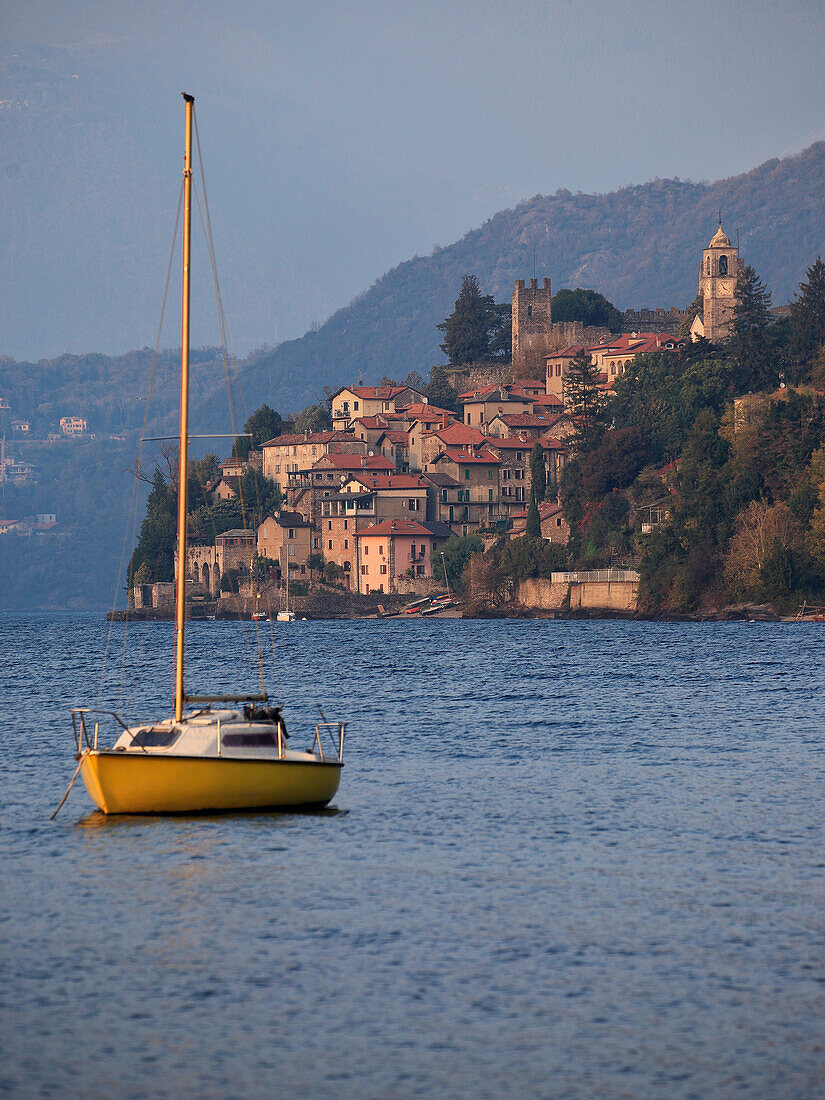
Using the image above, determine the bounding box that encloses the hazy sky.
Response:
[3,0,825,359]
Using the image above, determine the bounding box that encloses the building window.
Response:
[488,469,494,480]
[328,520,332,531]
[527,305,532,317]
[344,539,349,549]
[328,540,333,550]
[441,489,448,503]
[364,545,369,555]
[380,565,387,575]
[287,528,295,539]
[300,565,306,574]
[361,565,367,575]
[379,546,384,555]
[416,564,425,575]
[719,254,728,276]
[344,519,349,530]
[464,469,470,480]
[354,401,359,410]
[488,488,494,502]
[288,545,295,556]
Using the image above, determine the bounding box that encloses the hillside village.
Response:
[124,218,825,620]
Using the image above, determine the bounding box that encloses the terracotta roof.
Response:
[376,430,408,444]
[262,431,353,448]
[457,383,532,402]
[336,385,413,400]
[485,436,553,450]
[423,423,487,445]
[401,403,455,419]
[313,454,394,471]
[545,345,586,359]
[351,416,389,429]
[264,511,313,528]
[437,447,500,465]
[420,472,460,488]
[356,519,433,538]
[512,501,565,521]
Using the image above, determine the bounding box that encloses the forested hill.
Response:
[234,141,825,412]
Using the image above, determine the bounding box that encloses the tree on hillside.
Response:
[127,468,176,589]
[424,363,458,411]
[552,288,623,332]
[292,402,331,434]
[438,275,509,365]
[563,349,608,455]
[791,257,825,372]
[433,533,483,591]
[234,404,282,459]
[530,442,546,503]
[729,264,772,390]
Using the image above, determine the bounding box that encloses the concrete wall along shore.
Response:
[517,570,640,613]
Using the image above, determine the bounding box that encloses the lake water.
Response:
[2,613,825,1098]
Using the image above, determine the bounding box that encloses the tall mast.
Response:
[174,92,194,722]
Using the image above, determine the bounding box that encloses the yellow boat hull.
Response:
[79,751,342,815]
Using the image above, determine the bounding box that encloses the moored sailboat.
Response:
[63,94,345,815]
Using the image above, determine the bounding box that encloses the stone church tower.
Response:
[697,221,744,342]
[512,277,553,371]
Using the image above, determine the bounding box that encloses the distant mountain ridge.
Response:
[232,141,825,414]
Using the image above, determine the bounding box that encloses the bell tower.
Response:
[698,219,743,342]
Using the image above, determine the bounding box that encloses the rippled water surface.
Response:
[3,613,825,1098]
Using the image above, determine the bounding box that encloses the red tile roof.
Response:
[484,436,554,450]
[262,430,354,448]
[314,454,395,471]
[356,519,433,538]
[423,423,487,445]
[458,383,532,402]
[437,447,500,465]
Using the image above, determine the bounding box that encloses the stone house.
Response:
[330,385,428,430]
[178,528,256,595]
[426,446,501,532]
[262,431,366,489]
[408,421,485,472]
[509,500,570,544]
[459,383,533,429]
[375,430,409,471]
[287,453,396,524]
[257,510,314,581]
[486,411,558,439]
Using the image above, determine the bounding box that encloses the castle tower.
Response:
[512,277,553,372]
[698,220,744,342]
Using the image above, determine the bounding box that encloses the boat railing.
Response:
[313,722,347,764]
[70,708,131,753]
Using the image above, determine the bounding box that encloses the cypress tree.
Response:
[525,495,541,539]
[564,349,607,455]
[791,257,825,371]
[729,264,772,390]
[530,441,546,503]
